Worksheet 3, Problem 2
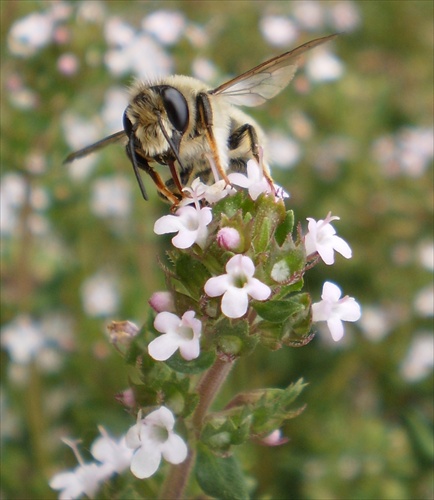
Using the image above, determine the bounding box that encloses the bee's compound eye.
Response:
[123,109,133,136]
[160,87,189,133]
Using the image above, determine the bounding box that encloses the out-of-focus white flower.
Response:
[61,113,101,179]
[192,57,217,82]
[400,332,434,382]
[76,1,106,23]
[312,281,361,341]
[154,204,212,249]
[104,16,135,47]
[306,50,344,82]
[149,291,176,313]
[228,159,273,201]
[359,306,392,342]
[90,176,132,218]
[8,12,54,57]
[49,462,110,500]
[260,15,298,47]
[142,10,186,45]
[101,87,129,133]
[91,427,134,475]
[148,310,202,361]
[81,273,119,317]
[105,33,173,79]
[372,127,434,178]
[414,285,434,317]
[1,315,45,364]
[329,1,361,31]
[268,131,301,169]
[304,212,352,265]
[126,407,188,479]
[292,1,326,30]
[57,53,79,75]
[0,173,27,235]
[418,240,434,271]
[204,254,271,319]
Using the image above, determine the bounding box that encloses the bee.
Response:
[64,34,337,206]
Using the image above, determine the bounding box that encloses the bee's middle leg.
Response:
[228,124,274,189]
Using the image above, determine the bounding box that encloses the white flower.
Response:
[399,332,434,382]
[312,281,361,341]
[49,437,112,500]
[228,159,272,201]
[148,310,202,361]
[49,463,110,500]
[204,254,271,319]
[1,315,44,364]
[91,427,134,475]
[180,178,235,207]
[304,212,352,265]
[125,407,188,479]
[154,204,212,249]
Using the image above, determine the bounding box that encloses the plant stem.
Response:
[159,356,234,499]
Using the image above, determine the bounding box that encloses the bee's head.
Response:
[123,85,189,159]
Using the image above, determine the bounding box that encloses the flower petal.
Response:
[246,278,271,301]
[130,445,161,479]
[148,334,180,361]
[160,434,188,464]
[221,288,249,318]
[327,316,344,342]
[204,275,232,297]
[154,311,181,334]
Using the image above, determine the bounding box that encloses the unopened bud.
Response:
[149,291,175,313]
[217,227,241,251]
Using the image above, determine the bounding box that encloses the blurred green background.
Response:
[1,1,432,498]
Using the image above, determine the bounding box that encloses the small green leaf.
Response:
[164,350,215,374]
[252,299,304,323]
[175,254,210,300]
[275,209,294,246]
[195,445,249,500]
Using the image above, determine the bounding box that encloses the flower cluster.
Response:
[50,406,187,498]
[50,158,361,498]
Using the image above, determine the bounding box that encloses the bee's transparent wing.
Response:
[210,34,338,107]
[63,130,126,163]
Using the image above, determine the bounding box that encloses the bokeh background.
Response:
[1,1,433,498]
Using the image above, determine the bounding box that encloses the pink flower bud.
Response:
[115,388,136,408]
[217,227,241,250]
[149,291,175,313]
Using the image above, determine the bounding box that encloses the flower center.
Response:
[149,424,169,444]
[178,325,194,340]
[233,273,248,289]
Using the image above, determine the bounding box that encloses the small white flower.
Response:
[1,315,45,364]
[154,204,212,249]
[125,407,188,479]
[180,178,235,206]
[148,310,202,361]
[49,462,110,500]
[304,212,352,265]
[228,159,272,201]
[49,437,112,500]
[204,254,271,319]
[91,427,134,475]
[312,281,361,341]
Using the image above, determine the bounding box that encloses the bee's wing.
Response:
[210,34,338,107]
[63,130,126,164]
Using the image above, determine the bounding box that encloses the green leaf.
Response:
[164,350,215,374]
[252,299,304,323]
[195,445,249,500]
[174,253,210,300]
[275,209,294,246]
